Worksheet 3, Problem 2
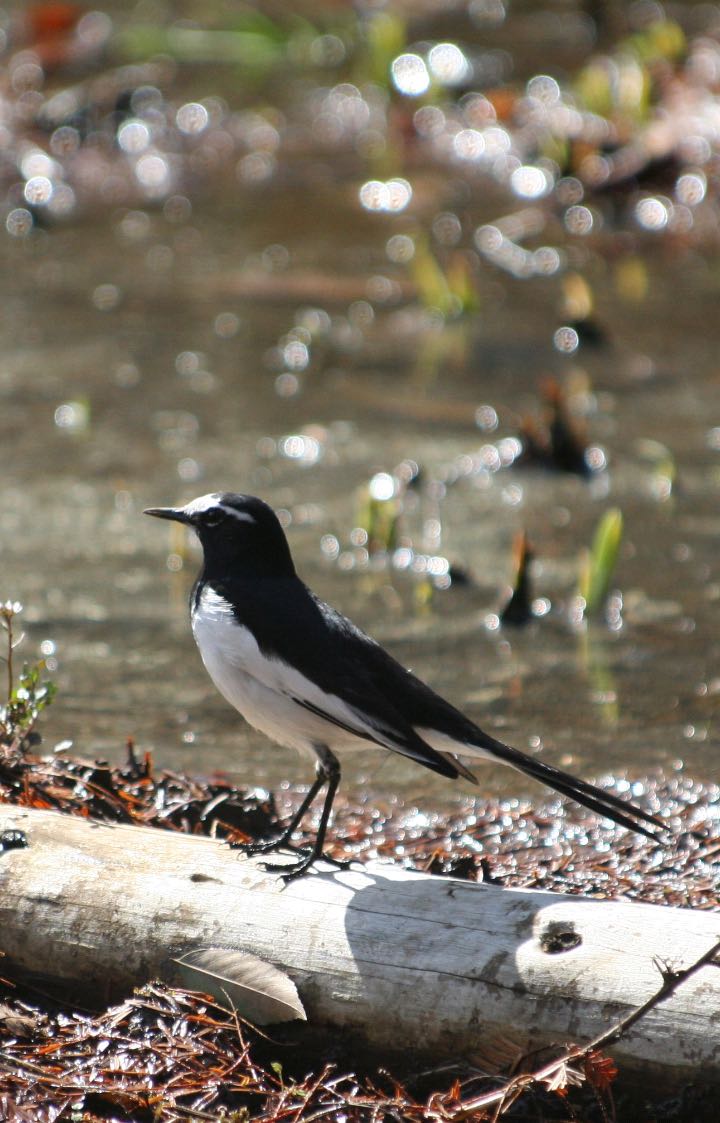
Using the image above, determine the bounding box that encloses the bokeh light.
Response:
[428,43,470,86]
[117,120,151,155]
[526,74,561,105]
[6,208,33,237]
[510,165,552,199]
[359,178,412,213]
[54,401,89,433]
[391,53,431,97]
[24,176,53,206]
[635,197,670,231]
[553,326,580,353]
[176,102,209,135]
[453,129,485,161]
[386,233,415,263]
[564,205,594,235]
[369,472,396,501]
[675,172,706,206]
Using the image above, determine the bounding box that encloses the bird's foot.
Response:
[229,835,304,857]
[261,848,354,881]
[261,849,316,881]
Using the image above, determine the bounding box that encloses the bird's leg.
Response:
[262,745,349,879]
[231,771,326,857]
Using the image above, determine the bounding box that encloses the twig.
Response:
[448,934,720,1119]
[163,1106,228,1122]
[580,934,720,1054]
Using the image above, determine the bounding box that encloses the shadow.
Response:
[310,860,720,1080]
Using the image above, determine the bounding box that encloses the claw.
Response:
[229,836,303,857]
[261,850,314,880]
[261,849,354,881]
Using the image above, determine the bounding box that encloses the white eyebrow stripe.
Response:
[219,505,256,524]
[180,493,256,524]
[182,492,223,515]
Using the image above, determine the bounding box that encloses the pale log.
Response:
[1,804,719,1080]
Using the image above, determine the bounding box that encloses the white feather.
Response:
[415,725,493,763]
[183,492,223,516]
[182,493,256,523]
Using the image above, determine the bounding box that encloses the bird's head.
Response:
[144,492,296,578]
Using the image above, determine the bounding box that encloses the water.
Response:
[2,1,720,811]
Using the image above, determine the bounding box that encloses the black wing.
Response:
[217,575,664,839]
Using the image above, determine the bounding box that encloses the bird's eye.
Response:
[203,509,226,527]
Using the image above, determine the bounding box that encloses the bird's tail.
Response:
[464,734,664,840]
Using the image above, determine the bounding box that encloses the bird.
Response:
[145,491,664,879]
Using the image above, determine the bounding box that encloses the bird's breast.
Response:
[191,584,262,683]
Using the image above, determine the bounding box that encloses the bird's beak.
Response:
[144,506,193,525]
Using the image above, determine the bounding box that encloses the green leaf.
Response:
[578,509,623,615]
[363,12,406,87]
[116,26,287,69]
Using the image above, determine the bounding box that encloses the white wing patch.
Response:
[416,726,493,763]
[191,586,392,756]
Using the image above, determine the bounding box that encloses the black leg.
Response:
[262,745,347,880]
[231,771,326,857]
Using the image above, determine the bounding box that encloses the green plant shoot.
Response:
[578,509,623,617]
[0,600,57,747]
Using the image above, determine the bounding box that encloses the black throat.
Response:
[195,514,296,588]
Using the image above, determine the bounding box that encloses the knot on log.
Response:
[0,829,28,853]
[539,920,582,954]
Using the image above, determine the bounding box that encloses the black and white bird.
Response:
[145,491,663,878]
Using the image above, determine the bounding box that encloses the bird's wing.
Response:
[289,693,464,779]
[303,598,664,839]
[204,578,465,779]
[218,578,663,839]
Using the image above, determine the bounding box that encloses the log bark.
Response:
[1,804,719,1081]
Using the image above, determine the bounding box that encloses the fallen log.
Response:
[1,803,719,1081]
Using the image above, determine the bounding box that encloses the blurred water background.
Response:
[2,0,720,809]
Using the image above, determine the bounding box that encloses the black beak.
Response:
[144,506,193,525]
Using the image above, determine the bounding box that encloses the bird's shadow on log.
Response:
[325,860,629,1062]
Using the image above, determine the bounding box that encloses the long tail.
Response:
[467,734,664,840]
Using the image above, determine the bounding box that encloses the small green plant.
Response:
[577,509,624,618]
[356,481,401,554]
[0,600,56,748]
[408,233,457,318]
[362,10,407,87]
